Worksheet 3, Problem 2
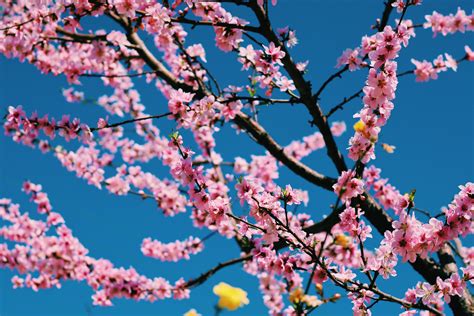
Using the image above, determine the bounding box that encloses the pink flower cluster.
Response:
[167,135,236,237]
[235,176,304,244]
[235,121,346,188]
[4,106,93,145]
[104,163,189,217]
[56,145,110,189]
[363,165,407,213]
[383,183,473,263]
[411,53,458,82]
[22,182,53,214]
[235,154,279,185]
[391,0,422,14]
[424,7,474,37]
[244,245,305,314]
[347,24,414,163]
[367,236,399,280]
[277,26,298,48]
[363,169,473,281]
[348,288,375,315]
[238,42,295,95]
[5,104,189,216]
[404,272,468,307]
[258,273,286,315]
[333,170,364,203]
[285,121,346,160]
[141,237,203,262]
[0,183,189,306]
[189,2,249,52]
[336,48,365,71]
[338,206,373,242]
[125,166,188,217]
[62,88,85,103]
[1,1,473,314]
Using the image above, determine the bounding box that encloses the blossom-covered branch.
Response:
[1,1,473,315]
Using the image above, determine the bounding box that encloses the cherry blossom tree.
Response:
[1,0,473,315]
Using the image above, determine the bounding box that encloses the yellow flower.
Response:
[354,120,378,142]
[334,234,351,248]
[289,287,305,304]
[290,288,322,308]
[213,282,249,311]
[382,143,396,154]
[184,309,201,316]
[353,120,366,133]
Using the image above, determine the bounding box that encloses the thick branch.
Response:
[171,17,261,33]
[90,112,172,131]
[185,255,252,288]
[56,27,107,41]
[126,31,194,93]
[247,1,348,174]
[379,1,396,32]
[233,113,336,190]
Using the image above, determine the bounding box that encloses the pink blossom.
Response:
[465,45,474,61]
[275,76,296,92]
[391,0,405,13]
[106,173,130,195]
[0,2,472,314]
[411,59,438,82]
[97,118,108,129]
[331,121,347,137]
[424,8,473,37]
[264,42,285,66]
[415,282,437,305]
[112,0,137,19]
[336,48,363,71]
[436,277,453,303]
[447,273,464,297]
[445,53,458,71]
[333,266,356,282]
[333,170,364,203]
[141,237,203,262]
[169,89,195,115]
[62,88,84,103]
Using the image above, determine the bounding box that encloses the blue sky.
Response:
[0,1,473,315]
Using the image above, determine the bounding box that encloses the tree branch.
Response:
[247,1,348,174]
[185,255,252,288]
[171,17,261,33]
[233,113,336,190]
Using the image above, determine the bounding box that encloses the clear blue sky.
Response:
[1,1,473,315]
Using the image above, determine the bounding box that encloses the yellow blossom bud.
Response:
[184,309,201,316]
[334,234,351,248]
[213,282,249,311]
[353,120,366,133]
[354,120,377,142]
[289,287,305,304]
